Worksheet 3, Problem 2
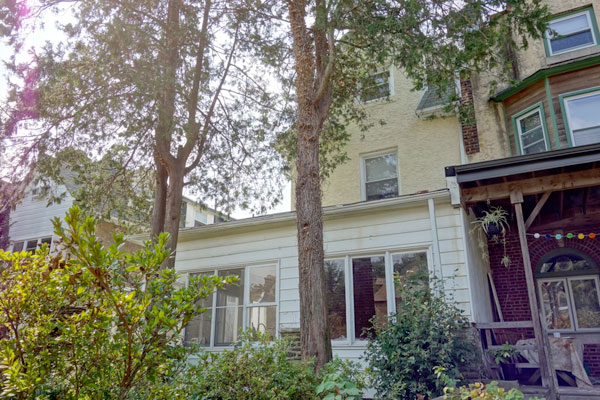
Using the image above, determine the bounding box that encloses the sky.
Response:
[0,2,291,219]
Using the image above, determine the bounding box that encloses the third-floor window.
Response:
[362,152,398,201]
[545,8,598,56]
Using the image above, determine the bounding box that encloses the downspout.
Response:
[428,198,444,290]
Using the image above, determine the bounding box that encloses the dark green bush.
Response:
[363,274,474,399]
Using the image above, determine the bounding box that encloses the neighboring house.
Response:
[443,0,600,396]
[4,180,217,253]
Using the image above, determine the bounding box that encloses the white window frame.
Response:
[537,274,600,333]
[10,236,53,252]
[186,263,279,349]
[545,9,598,56]
[515,107,549,155]
[562,88,600,147]
[358,66,395,104]
[360,149,399,202]
[325,248,432,347]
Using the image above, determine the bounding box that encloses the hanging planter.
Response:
[471,206,511,268]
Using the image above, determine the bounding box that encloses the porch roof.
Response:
[445,143,600,184]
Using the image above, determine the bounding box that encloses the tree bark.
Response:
[163,168,185,268]
[151,159,168,239]
[288,0,332,370]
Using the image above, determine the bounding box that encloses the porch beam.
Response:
[462,169,600,203]
[511,189,558,398]
[525,191,552,231]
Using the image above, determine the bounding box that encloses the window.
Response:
[536,249,600,331]
[514,105,549,155]
[185,264,277,347]
[194,209,208,225]
[362,152,398,201]
[12,241,24,252]
[324,251,429,343]
[561,88,600,146]
[545,9,598,56]
[359,69,392,102]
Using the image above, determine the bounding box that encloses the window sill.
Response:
[546,45,600,66]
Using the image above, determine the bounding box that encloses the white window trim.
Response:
[359,149,400,202]
[562,88,600,147]
[537,275,600,333]
[326,248,432,347]
[187,262,279,349]
[546,10,598,56]
[357,66,395,104]
[515,107,548,154]
[10,236,54,253]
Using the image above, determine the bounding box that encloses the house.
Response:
[2,177,219,253]
[173,67,482,363]
[444,0,600,396]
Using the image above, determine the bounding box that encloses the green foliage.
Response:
[435,367,545,400]
[489,343,520,365]
[186,330,318,400]
[317,358,367,400]
[364,274,474,400]
[0,206,234,399]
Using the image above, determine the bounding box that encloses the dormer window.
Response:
[362,152,398,201]
[545,8,598,56]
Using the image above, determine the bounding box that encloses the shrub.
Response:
[0,207,233,399]
[363,274,474,399]
[187,330,319,399]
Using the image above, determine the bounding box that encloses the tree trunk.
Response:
[163,169,185,268]
[289,0,332,371]
[151,160,168,239]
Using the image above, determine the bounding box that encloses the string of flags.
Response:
[528,232,597,240]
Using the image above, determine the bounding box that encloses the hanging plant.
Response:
[471,206,511,268]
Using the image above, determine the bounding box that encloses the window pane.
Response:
[217,268,244,307]
[567,92,600,145]
[366,179,399,201]
[549,14,590,37]
[360,71,390,101]
[521,126,544,147]
[540,280,572,330]
[570,278,600,329]
[551,30,594,53]
[540,254,592,274]
[365,154,396,182]
[248,306,276,338]
[519,112,542,133]
[12,241,24,252]
[249,265,276,303]
[393,253,428,309]
[185,272,215,346]
[523,140,548,155]
[324,259,347,341]
[40,237,52,247]
[25,240,38,252]
[352,256,386,339]
[215,306,243,345]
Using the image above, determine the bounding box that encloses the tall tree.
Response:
[1,0,287,260]
[283,0,549,370]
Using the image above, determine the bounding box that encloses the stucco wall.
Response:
[468,0,600,163]
[294,67,463,208]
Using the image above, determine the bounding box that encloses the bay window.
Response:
[561,88,600,146]
[513,104,549,155]
[185,264,277,347]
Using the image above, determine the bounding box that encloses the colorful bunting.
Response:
[530,232,596,239]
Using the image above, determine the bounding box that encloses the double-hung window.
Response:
[545,9,598,56]
[324,251,429,343]
[185,264,277,347]
[561,88,600,146]
[362,152,399,201]
[359,69,393,103]
[536,249,600,332]
[514,104,549,155]
[11,236,52,252]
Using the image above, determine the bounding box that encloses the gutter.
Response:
[129,189,450,243]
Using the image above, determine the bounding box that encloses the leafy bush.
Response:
[0,207,233,399]
[186,331,366,400]
[363,274,474,399]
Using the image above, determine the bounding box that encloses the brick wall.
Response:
[459,78,480,155]
[488,222,600,378]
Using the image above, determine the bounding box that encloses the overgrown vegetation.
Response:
[364,274,474,399]
[0,207,234,399]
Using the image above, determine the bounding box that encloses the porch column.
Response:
[510,189,558,398]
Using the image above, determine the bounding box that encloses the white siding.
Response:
[8,184,74,244]
[175,195,470,363]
